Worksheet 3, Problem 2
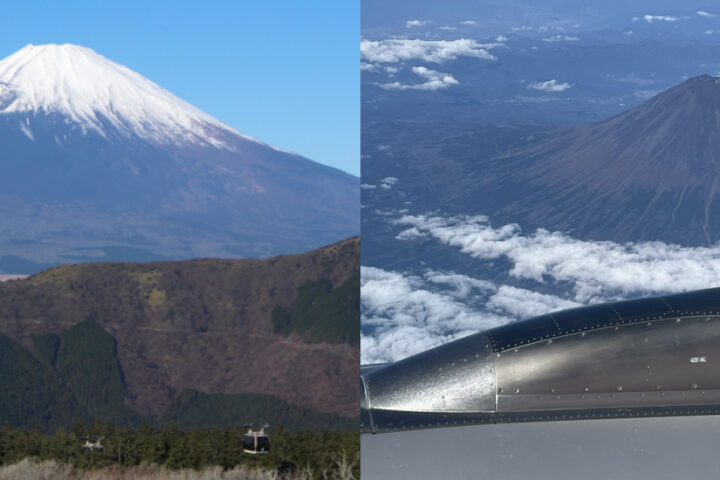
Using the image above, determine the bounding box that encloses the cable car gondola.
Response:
[242,424,270,454]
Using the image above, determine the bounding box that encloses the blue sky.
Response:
[0,0,359,176]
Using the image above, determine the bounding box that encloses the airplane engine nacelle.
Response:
[361,288,720,433]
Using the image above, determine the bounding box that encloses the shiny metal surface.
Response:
[496,315,720,411]
[361,333,495,433]
[361,288,720,433]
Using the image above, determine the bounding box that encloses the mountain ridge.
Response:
[463,74,720,246]
[0,44,358,266]
[0,237,360,418]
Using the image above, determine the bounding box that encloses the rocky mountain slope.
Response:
[462,74,720,245]
[0,237,359,425]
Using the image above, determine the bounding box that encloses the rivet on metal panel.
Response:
[584,387,589,392]
[692,384,698,389]
[547,339,553,344]
[581,332,586,337]
[617,385,623,392]
[676,318,681,323]
[614,327,619,331]
[550,388,555,393]
[647,322,652,326]
[513,387,520,394]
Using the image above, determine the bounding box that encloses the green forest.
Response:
[272,274,360,344]
[0,320,357,433]
[0,421,359,478]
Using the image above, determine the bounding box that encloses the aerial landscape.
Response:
[361,0,720,364]
[361,0,720,478]
[0,2,358,479]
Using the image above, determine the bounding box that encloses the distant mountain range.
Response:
[0,44,358,273]
[455,74,720,246]
[0,237,359,431]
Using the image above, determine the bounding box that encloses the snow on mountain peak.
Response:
[0,43,260,148]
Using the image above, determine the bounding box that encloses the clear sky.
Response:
[0,0,359,176]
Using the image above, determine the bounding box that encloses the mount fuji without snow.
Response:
[0,44,358,272]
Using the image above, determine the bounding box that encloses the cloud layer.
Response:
[394,214,720,303]
[636,15,680,23]
[360,38,498,64]
[363,211,720,363]
[528,79,571,92]
[361,266,578,363]
[380,66,459,91]
[406,20,429,28]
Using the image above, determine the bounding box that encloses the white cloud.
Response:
[406,19,429,28]
[360,184,377,190]
[361,267,511,363]
[379,176,399,189]
[438,26,458,31]
[360,266,582,363]
[698,10,716,17]
[542,35,580,42]
[707,30,715,35]
[393,214,720,303]
[643,14,680,23]
[361,62,378,71]
[528,79,571,92]
[424,270,495,298]
[496,35,508,42]
[360,38,499,64]
[460,20,477,25]
[487,285,581,319]
[512,26,533,32]
[384,66,399,75]
[380,66,459,91]
[364,211,720,363]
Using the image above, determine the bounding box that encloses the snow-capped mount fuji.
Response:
[0,43,252,148]
[0,44,358,272]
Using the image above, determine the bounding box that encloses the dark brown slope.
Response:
[469,74,720,245]
[0,237,359,418]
